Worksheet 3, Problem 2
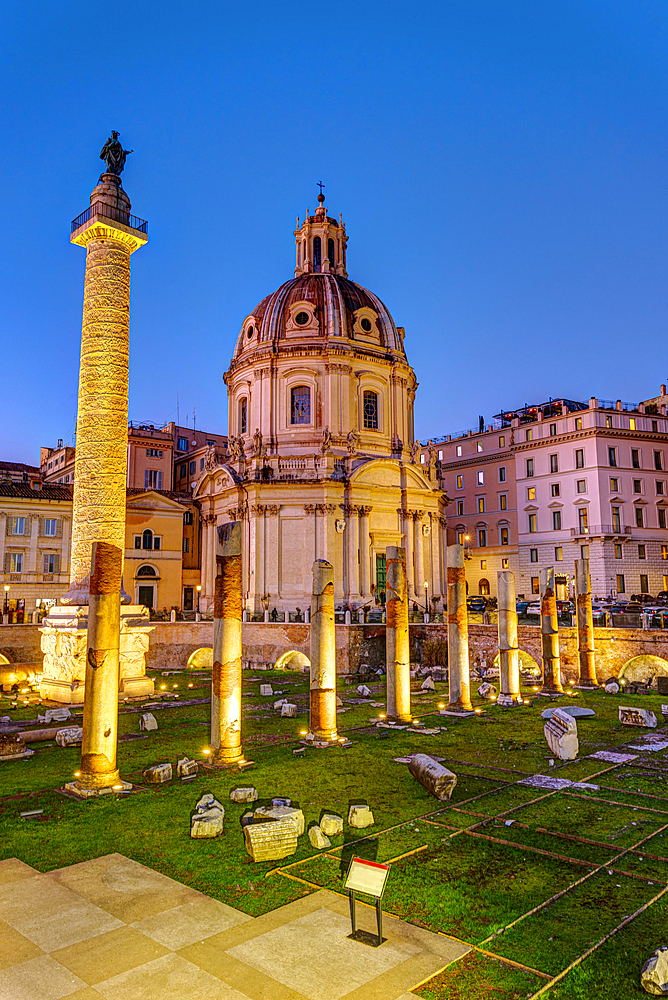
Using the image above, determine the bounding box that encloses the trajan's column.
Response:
[40,134,154,704]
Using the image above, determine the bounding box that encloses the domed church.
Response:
[195,192,447,614]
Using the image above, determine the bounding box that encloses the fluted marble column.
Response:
[386,545,411,722]
[211,523,244,765]
[360,505,372,597]
[345,504,360,600]
[414,511,425,605]
[402,509,414,600]
[540,567,564,694]
[309,559,338,742]
[447,542,472,711]
[575,558,597,687]
[497,570,521,705]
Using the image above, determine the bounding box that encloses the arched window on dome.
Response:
[291,386,311,425]
[327,238,335,266]
[239,398,247,435]
[313,236,322,272]
[363,391,379,430]
[302,240,306,264]
[297,243,301,267]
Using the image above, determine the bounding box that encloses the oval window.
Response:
[247,325,254,339]
[360,317,373,332]
[295,311,309,326]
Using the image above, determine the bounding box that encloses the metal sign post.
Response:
[344,856,390,947]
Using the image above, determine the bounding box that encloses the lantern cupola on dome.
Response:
[294,188,348,276]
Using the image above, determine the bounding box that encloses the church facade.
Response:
[195,193,447,613]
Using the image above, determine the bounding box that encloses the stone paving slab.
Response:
[0,855,467,1000]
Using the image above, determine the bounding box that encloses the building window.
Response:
[657,481,665,496]
[457,530,465,545]
[526,459,534,477]
[660,509,667,529]
[530,548,538,562]
[581,544,589,558]
[575,417,583,430]
[640,574,649,593]
[327,237,335,266]
[477,441,483,452]
[499,466,506,482]
[480,559,487,570]
[184,511,193,525]
[576,480,586,494]
[615,543,623,559]
[144,469,163,490]
[43,553,59,575]
[655,450,663,471]
[575,449,585,469]
[499,435,505,447]
[43,519,57,536]
[146,448,163,458]
[499,494,507,510]
[527,487,536,501]
[456,445,462,457]
[200,458,205,471]
[555,546,563,561]
[477,497,485,514]
[531,576,539,594]
[313,235,322,268]
[363,391,379,430]
[578,508,588,534]
[180,463,187,478]
[134,536,141,550]
[638,544,646,559]
[500,527,509,545]
[616,574,625,593]
[177,437,189,452]
[438,450,443,460]
[610,477,619,492]
[240,398,248,434]
[478,529,487,547]
[526,428,532,442]
[420,453,425,464]
[653,421,659,432]
[629,417,636,431]
[189,461,196,475]
[551,484,560,497]
[502,558,509,569]
[635,506,644,528]
[550,423,557,436]
[662,544,668,560]
[606,416,613,428]
[456,474,463,489]
[9,517,26,535]
[612,506,621,532]
[182,538,189,553]
[609,447,617,467]
[476,471,484,486]
[9,553,22,573]
[552,510,562,531]
[456,500,464,516]
[631,449,640,469]
[291,386,311,424]
[633,479,642,494]
[549,454,558,473]
[142,529,153,550]
[528,513,537,533]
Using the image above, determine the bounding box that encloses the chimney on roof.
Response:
[661,385,667,397]
[57,438,63,448]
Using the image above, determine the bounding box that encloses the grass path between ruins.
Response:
[1,666,668,998]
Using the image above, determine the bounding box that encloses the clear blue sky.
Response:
[1,1,667,463]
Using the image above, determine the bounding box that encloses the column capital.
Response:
[304,503,317,514]
[413,509,425,521]
[317,503,337,515]
[342,503,358,516]
[249,504,266,516]
[265,504,281,515]
[359,505,372,515]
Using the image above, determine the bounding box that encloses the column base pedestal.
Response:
[64,778,132,799]
[573,682,598,689]
[496,694,523,707]
[209,749,245,768]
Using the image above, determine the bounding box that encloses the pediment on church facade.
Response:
[194,464,239,498]
[350,459,435,492]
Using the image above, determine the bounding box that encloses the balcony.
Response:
[570,524,632,538]
[71,202,148,235]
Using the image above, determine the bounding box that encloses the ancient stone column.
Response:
[497,570,521,705]
[69,542,128,796]
[211,523,244,765]
[402,509,415,600]
[385,546,411,722]
[414,512,425,600]
[540,567,564,694]
[345,504,360,600]
[359,507,372,597]
[447,543,472,711]
[309,559,338,742]
[575,558,597,687]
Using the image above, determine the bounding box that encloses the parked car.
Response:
[516,601,529,615]
[525,602,541,616]
[556,600,574,615]
[651,610,668,628]
[631,594,657,605]
[466,597,487,613]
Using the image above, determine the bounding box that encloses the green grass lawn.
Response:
[1,668,668,999]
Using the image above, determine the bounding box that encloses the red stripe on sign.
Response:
[352,857,389,871]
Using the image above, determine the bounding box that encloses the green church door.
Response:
[376,553,386,604]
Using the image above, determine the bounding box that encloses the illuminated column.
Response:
[575,558,597,687]
[211,522,244,765]
[385,545,411,722]
[200,516,209,604]
[68,542,127,796]
[414,511,425,604]
[345,504,360,600]
[309,559,338,742]
[64,174,147,604]
[540,567,564,694]
[402,509,414,600]
[360,506,372,598]
[447,543,472,711]
[497,570,521,705]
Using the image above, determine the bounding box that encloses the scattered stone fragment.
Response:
[619,706,658,728]
[477,682,497,700]
[541,706,595,720]
[254,804,304,834]
[641,945,668,995]
[0,733,27,758]
[280,703,297,718]
[348,804,374,828]
[336,696,343,707]
[408,754,458,801]
[177,757,198,778]
[139,713,158,731]
[244,818,298,861]
[605,681,620,694]
[421,677,435,691]
[143,762,172,783]
[230,787,258,804]
[357,685,371,697]
[273,699,287,709]
[544,708,579,760]
[260,684,273,696]
[320,813,343,837]
[272,797,291,807]
[308,825,331,849]
[55,727,83,747]
[190,793,224,838]
[663,704,668,725]
[39,707,71,724]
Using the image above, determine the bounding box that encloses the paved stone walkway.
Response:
[0,854,468,1000]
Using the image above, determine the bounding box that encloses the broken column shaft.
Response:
[74,541,123,793]
[575,558,597,687]
[497,569,521,705]
[385,545,411,723]
[540,566,564,694]
[211,522,244,765]
[447,543,472,711]
[309,559,338,742]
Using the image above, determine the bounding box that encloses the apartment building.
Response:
[167,423,228,493]
[428,387,668,601]
[41,423,174,491]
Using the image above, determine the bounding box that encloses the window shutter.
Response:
[6,517,12,536]
[39,517,45,537]
[56,519,62,537]
[43,553,49,574]
[24,516,31,536]
[3,553,9,572]
[54,554,60,575]
[157,471,163,490]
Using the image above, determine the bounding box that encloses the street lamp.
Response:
[423,579,429,615]
[3,585,9,616]
[196,584,201,614]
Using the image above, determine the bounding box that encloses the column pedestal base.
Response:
[64,778,132,799]
[496,694,523,707]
